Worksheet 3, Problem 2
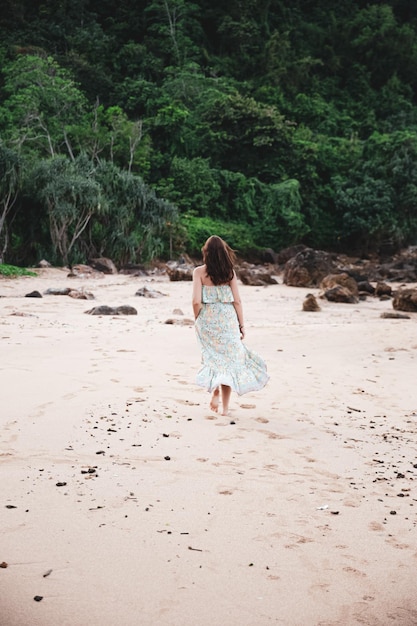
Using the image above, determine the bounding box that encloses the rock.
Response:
[0,562,8,568]
[85,305,114,315]
[322,285,358,303]
[357,281,375,295]
[375,282,392,297]
[135,286,167,298]
[276,244,307,265]
[25,291,42,298]
[302,293,321,311]
[380,312,411,319]
[237,264,278,286]
[68,265,103,278]
[116,305,137,315]
[37,259,51,268]
[283,248,336,287]
[68,289,95,300]
[88,257,118,274]
[44,287,72,295]
[261,248,279,264]
[85,305,137,315]
[392,288,417,312]
[320,272,359,296]
[166,262,194,281]
[119,264,150,276]
[164,318,194,326]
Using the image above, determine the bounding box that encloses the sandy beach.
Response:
[1,267,416,626]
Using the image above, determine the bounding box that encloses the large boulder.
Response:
[88,257,118,274]
[392,288,417,312]
[322,285,358,303]
[276,244,307,265]
[283,248,336,287]
[320,272,359,296]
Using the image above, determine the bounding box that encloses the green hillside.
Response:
[1,1,417,264]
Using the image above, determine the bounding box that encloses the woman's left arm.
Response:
[230,271,245,338]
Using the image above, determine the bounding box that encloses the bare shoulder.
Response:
[193,265,205,278]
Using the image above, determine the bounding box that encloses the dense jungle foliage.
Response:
[1,0,417,265]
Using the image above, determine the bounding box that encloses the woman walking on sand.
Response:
[192,235,269,416]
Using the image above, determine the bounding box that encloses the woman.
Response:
[192,235,269,416]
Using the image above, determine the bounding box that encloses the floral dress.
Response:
[195,284,269,395]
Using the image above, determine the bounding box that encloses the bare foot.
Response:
[210,388,220,413]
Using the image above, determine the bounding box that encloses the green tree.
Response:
[31,155,102,265]
[0,144,21,262]
[93,161,178,263]
[0,54,88,159]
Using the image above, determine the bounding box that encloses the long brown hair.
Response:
[202,235,236,285]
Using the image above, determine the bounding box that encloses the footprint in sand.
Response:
[240,403,256,409]
[369,521,384,532]
[254,417,269,424]
[343,566,366,577]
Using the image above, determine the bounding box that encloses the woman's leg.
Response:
[220,384,232,416]
[210,387,220,412]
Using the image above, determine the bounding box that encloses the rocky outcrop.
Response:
[237,264,278,286]
[276,244,307,265]
[166,261,194,281]
[283,248,336,287]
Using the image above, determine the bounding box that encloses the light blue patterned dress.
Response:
[195,284,269,395]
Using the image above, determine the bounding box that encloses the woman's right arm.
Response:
[192,267,203,319]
